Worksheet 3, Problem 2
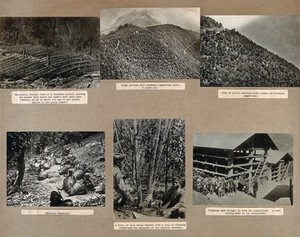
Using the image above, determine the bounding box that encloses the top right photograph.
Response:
[200,16,300,87]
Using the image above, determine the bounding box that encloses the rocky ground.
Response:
[7,134,105,207]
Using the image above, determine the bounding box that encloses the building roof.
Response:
[193,133,252,150]
[263,185,291,202]
[268,134,293,152]
[267,150,293,164]
[193,133,278,150]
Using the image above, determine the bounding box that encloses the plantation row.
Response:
[100,24,201,79]
[0,45,100,87]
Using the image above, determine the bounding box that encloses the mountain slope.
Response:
[0,17,100,88]
[200,16,300,87]
[0,17,100,50]
[238,16,300,69]
[100,23,200,79]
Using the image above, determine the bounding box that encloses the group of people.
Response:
[63,169,95,196]
[50,163,97,207]
[194,172,259,198]
[113,153,186,218]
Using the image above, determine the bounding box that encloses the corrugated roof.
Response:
[263,185,291,202]
[267,150,293,164]
[268,134,293,152]
[193,133,279,151]
[193,133,254,150]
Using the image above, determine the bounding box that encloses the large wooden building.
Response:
[266,150,293,182]
[193,133,293,181]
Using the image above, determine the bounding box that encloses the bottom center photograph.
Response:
[113,118,185,219]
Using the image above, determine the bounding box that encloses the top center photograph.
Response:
[100,8,200,80]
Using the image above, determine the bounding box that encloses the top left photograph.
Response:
[0,17,100,89]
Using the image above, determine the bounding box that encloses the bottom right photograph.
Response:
[193,133,293,205]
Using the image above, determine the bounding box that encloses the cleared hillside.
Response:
[0,17,100,89]
[100,23,200,79]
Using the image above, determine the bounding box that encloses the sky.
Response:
[101,8,200,33]
[209,15,263,30]
[209,15,300,69]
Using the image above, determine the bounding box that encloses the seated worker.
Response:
[62,169,76,194]
[113,153,135,207]
[83,173,95,194]
[162,176,186,218]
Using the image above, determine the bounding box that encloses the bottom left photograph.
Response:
[6,131,105,207]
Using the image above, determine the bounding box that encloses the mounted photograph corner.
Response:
[193,133,293,205]
[7,132,105,207]
[200,16,300,87]
[0,17,100,89]
[100,8,200,80]
[113,119,185,219]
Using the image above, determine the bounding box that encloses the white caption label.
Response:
[116,82,185,90]
[21,209,94,215]
[206,207,284,216]
[114,222,187,230]
[218,89,288,99]
[11,91,88,104]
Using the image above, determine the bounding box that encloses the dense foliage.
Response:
[7,132,99,194]
[200,16,300,87]
[114,119,185,205]
[0,17,100,51]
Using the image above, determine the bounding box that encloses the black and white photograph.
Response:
[7,132,105,207]
[100,8,200,80]
[200,16,300,87]
[113,119,185,219]
[0,17,100,89]
[193,133,293,205]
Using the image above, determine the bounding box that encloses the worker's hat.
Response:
[114,153,126,160]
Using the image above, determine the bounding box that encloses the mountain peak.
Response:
[102,10,161,34]
[201,16,224,31]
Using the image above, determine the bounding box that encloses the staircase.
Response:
[254,157,267,180]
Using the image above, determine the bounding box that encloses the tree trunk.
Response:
[89,35,97,56]
[144,120,162,204]
[164,150,169,193]
[16,151,25,186]
[144,119,173,204]
[9,151,25,194]
[133,120,143,205]
[144,180,157,204]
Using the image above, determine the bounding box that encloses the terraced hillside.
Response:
[100,24,200,79]
[0,17,100,89]
[200,16,300,87]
